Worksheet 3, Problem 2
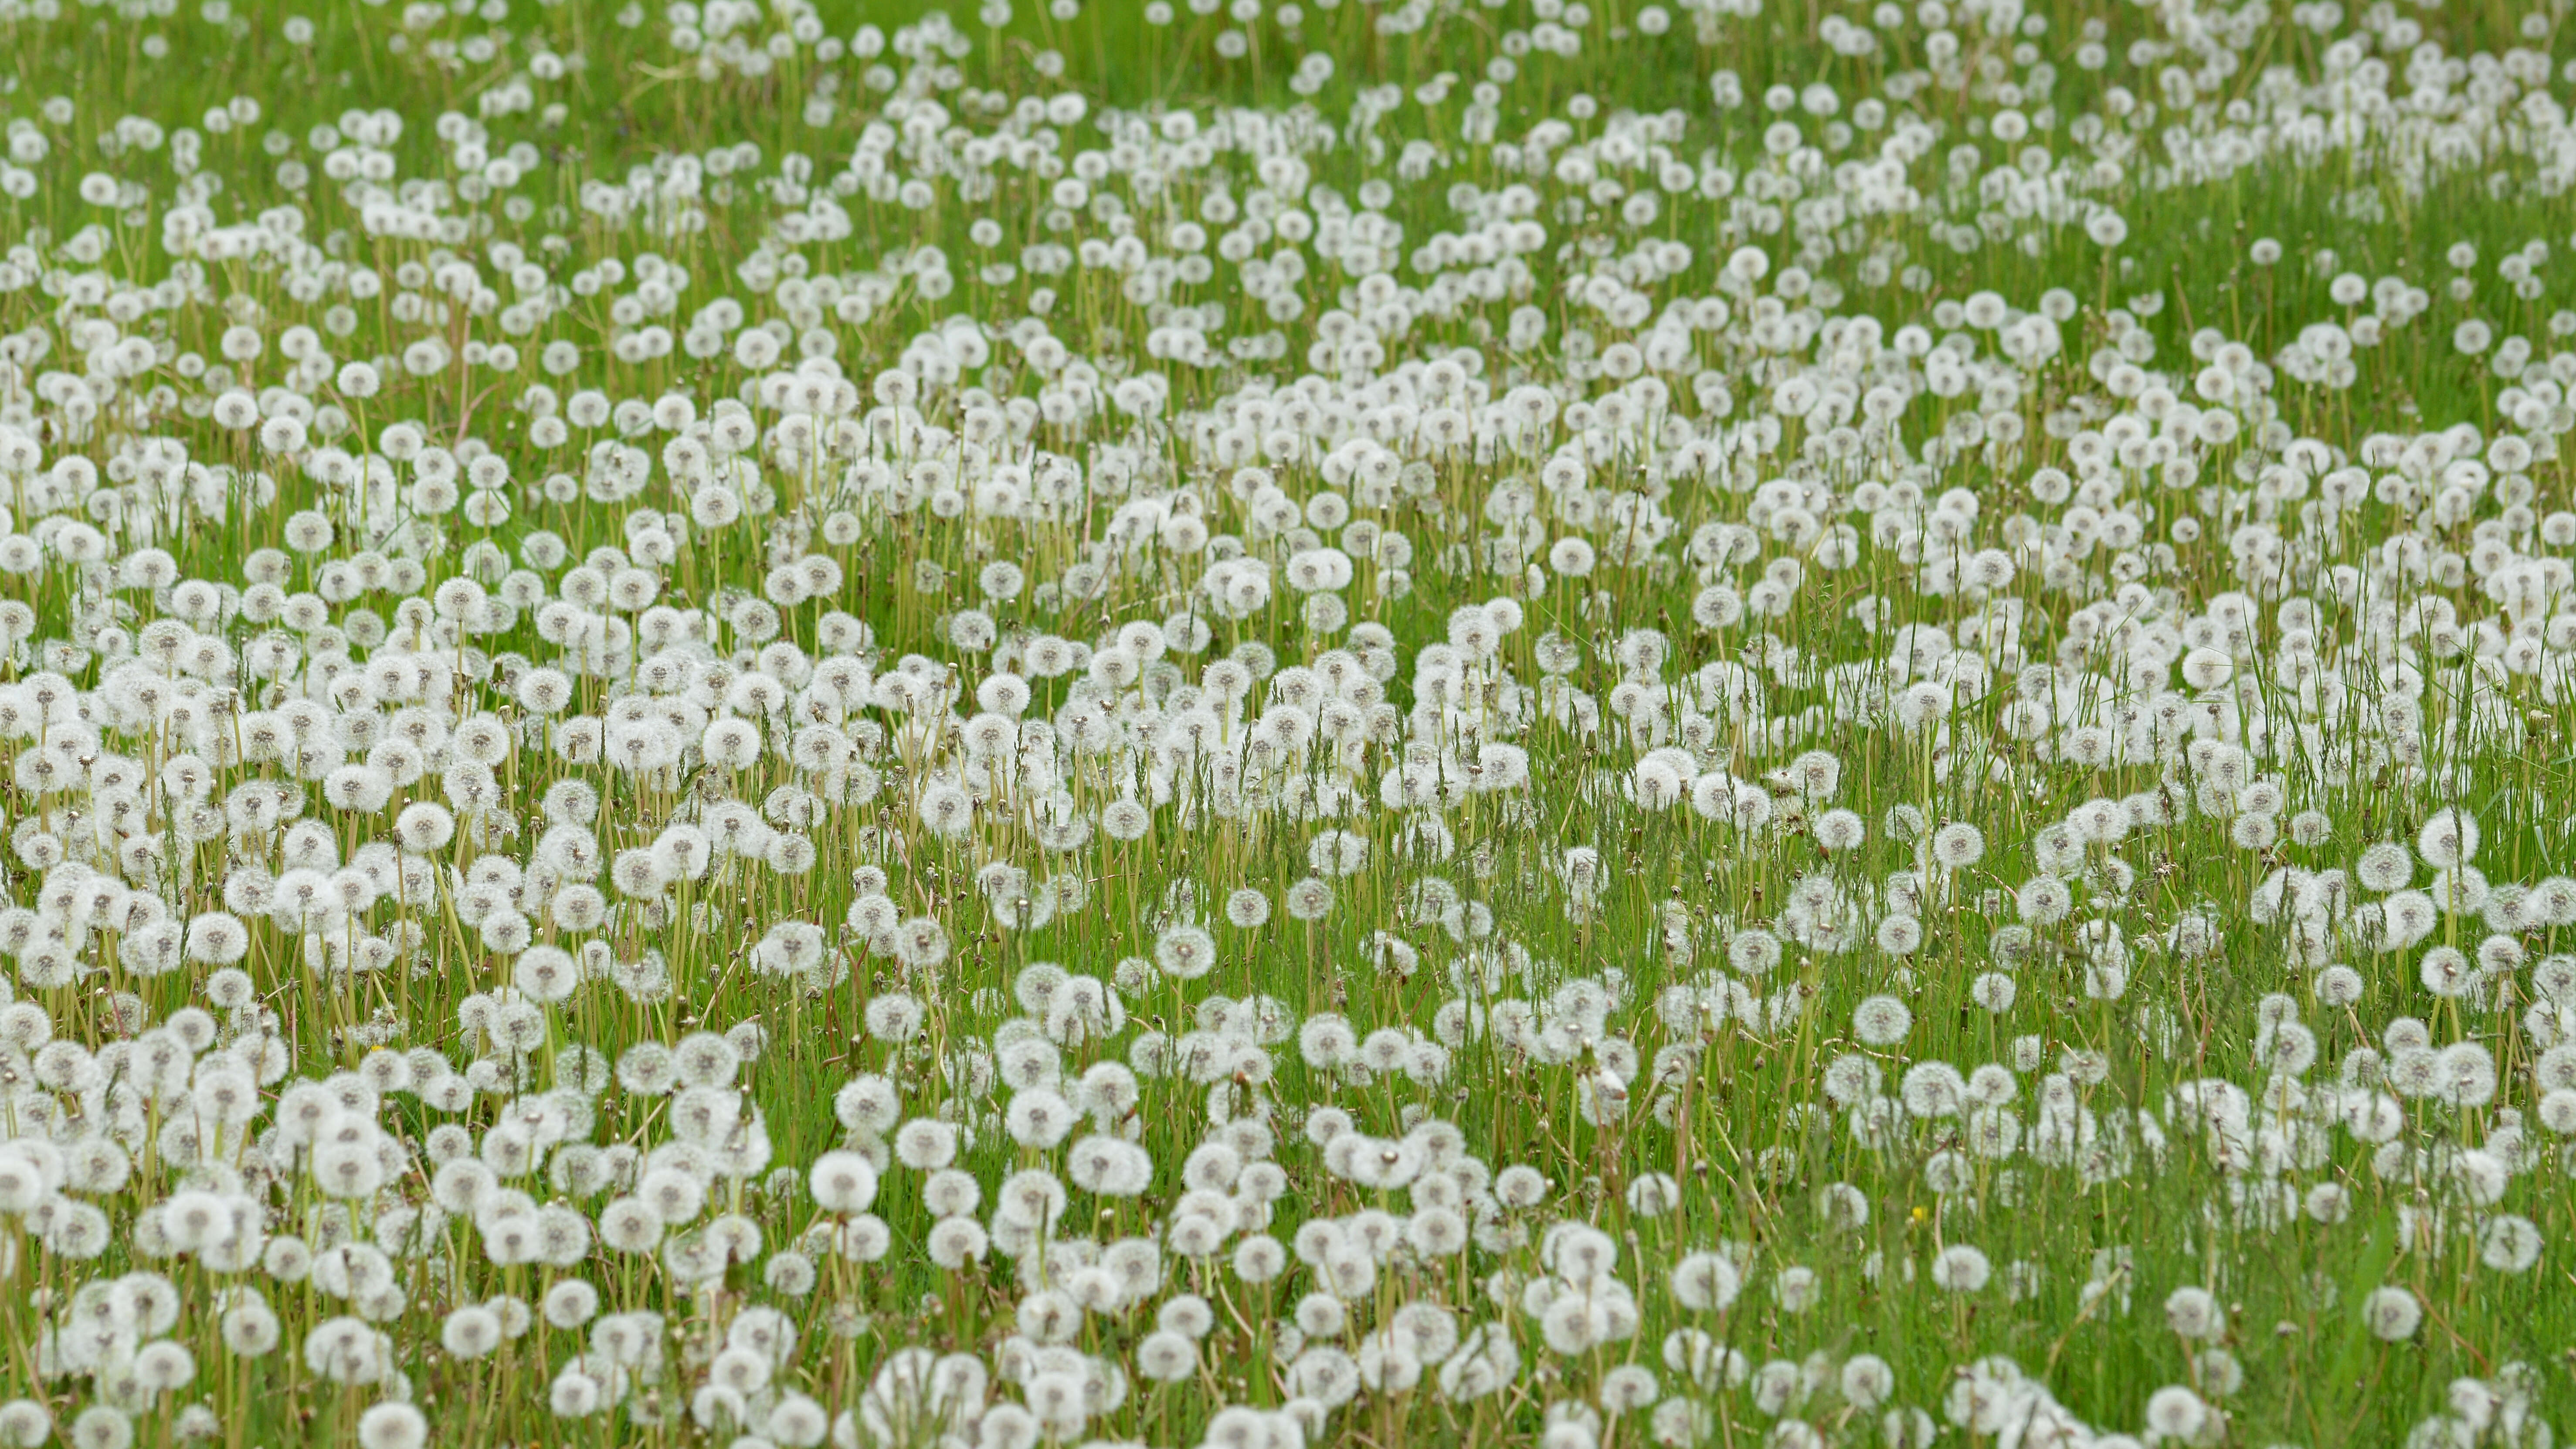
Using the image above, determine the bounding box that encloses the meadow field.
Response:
[0,0,2572,1443]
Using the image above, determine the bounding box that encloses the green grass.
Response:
[0,0,2571,1446]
